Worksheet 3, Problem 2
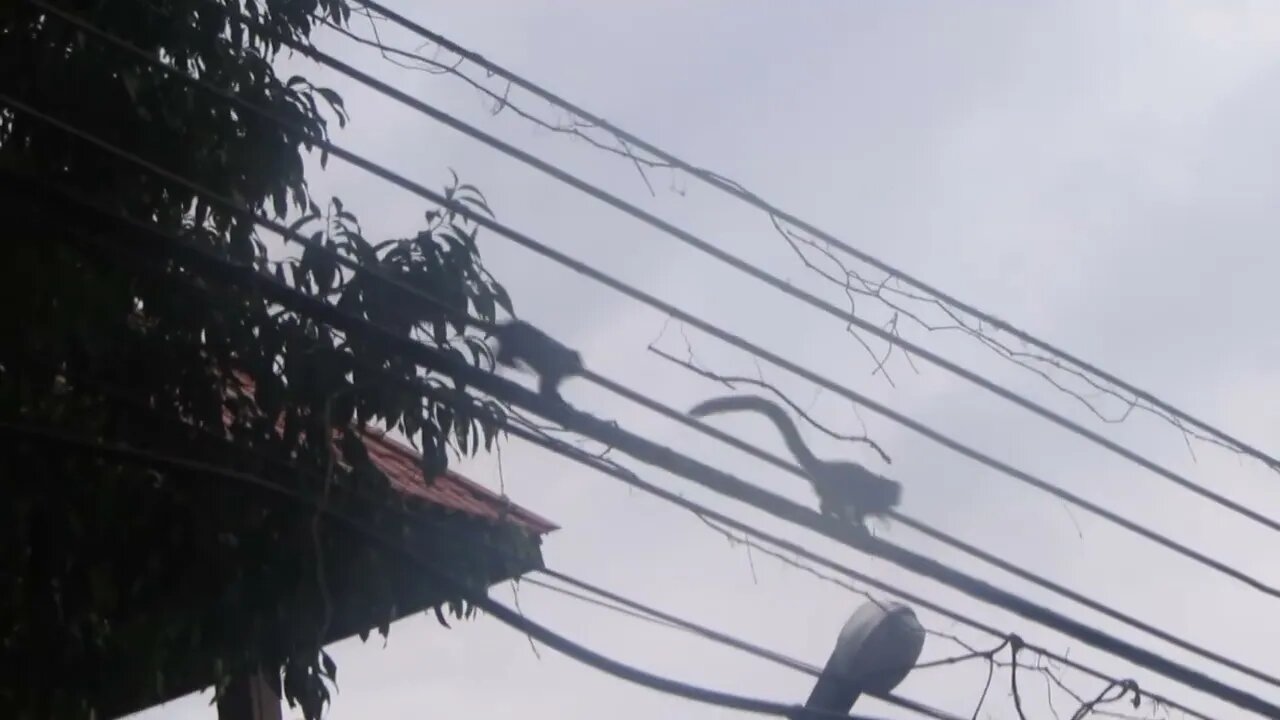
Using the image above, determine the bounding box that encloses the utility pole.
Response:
[804,600,925,714]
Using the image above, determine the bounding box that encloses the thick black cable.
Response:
[8,181,1206,720]
[10,181,1216,720]
[135,0,1280,537]
[504,427,1218,720]
[591,369,1280,601]
[3,94,1273,713]
[25,190,1215,720]
[355,0,1280,478]
[520,585,959,720]
[535,570,969,720]
[21,3,1280,608]
[0,422,885,720]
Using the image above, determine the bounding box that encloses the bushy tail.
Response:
[688,395,819,469]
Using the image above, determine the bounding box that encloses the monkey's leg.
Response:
[818,495,856,525]
[495,344,517,367]
[538,373,565,401]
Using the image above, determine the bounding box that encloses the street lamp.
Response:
[805,599,926,714]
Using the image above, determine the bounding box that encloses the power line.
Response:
[592,368,1280,601]
[8,163,1266,718]
[26,2,1280,610]
[165,0,1280,538]
[533,570,1182,720]
[524,568,962,712]
[533,573,818,677]
[6,329,937,716]
[521,577,689,634]
[5,10,1271,708]
[532,570,970,720]
[13,336,965,720]
[354,0,1280,479]
[0,421,886,720]
[22,194,1218,720]
[4,88,1273,714]
[499,429,1272,718]
[10,183,1220,720]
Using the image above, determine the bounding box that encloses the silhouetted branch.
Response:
[972,657,996,720]
[1072,678,1142,720]
[1010,637,1030,720]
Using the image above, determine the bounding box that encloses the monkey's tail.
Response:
[688,395,820,469]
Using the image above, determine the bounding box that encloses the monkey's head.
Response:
[861,475,903,518]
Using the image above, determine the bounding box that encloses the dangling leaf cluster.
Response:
[0,2,528,719]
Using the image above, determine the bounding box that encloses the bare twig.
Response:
[1010,636,1030,720]
[509,579,543,660]
[972,658,996,720]
[647,341,892,464]
[1072,678,1141,720]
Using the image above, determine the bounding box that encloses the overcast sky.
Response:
[131,2,1280,718]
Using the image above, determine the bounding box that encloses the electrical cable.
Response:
[20,2,1280,607]
[5,11,1274,707]
[8,179,1219,720]
[530,575,819,678]
[501,428,1262,719]
[531,570,969,720]
[124,0,1280,538]
[354,0,1280,479]
[19,189,1219,720]
[17,188,1269,712]
[4,91,1274,714]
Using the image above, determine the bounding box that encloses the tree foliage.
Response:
[0,2,522,718]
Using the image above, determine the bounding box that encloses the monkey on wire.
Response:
[689,395,902,527]
[487,319,583,402]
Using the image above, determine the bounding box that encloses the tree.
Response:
[0,2,518,717]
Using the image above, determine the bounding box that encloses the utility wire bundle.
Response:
[4,1,1279,718]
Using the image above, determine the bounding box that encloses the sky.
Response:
[129,1,1280,718]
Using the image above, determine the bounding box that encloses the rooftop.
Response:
[224,373,556,537]
[359,426,558,535]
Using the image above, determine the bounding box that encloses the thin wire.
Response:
[536,570,820,676]
[20,5,1280,607]
[0,255,1134,720]
[533,569,969,720]
[520,577,689,633]
[592,368,1280,600]
[27,206,1214,720]
[0,420,887,720]
[355,0,1280,478]
[155,0,1280,536]
[502,429,1268,719]
[39,319,882,715]
[4,95,1272,714]
[10,186,1217,720]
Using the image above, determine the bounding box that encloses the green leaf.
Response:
[433,606,452,628]
[320,651,337,682]
[286,212,322,238]
[316,87,347,126]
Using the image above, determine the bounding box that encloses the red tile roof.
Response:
[359,427,557,535]
[223,375,556,536]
